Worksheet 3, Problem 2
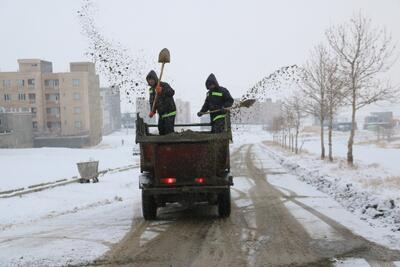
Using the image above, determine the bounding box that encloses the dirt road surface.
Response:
[83,144,400,267]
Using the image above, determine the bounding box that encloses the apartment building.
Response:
[0,59,102,147]
[175,98,191,124]
[100,87,121,135]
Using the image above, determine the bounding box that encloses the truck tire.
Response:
[218,188,231,218]
[142,191,157,220]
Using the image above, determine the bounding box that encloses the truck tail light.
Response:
[195,177,206,184]
[160,177,176,184]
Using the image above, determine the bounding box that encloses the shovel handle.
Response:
[202,107,232,115]
[151,63,165,113]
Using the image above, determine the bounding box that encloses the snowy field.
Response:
[0,129,139,191]
[0,169,141,266]
[300,129,400,176]
[0,129,141,266]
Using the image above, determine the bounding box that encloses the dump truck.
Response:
[136,114,233,220]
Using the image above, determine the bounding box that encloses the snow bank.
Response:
[262,144,400,232]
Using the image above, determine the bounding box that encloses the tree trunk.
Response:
[295,125,299,154]
[320,115,325,159]
[284,133,287,148]
[328,109,333,162]
[347,88,356,165]
[292,134,295,152]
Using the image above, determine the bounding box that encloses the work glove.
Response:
[156,85,162,95]
[149,111,156,118]
[197,111,203,117]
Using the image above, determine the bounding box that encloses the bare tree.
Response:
[283,95,307,154]
[325,57,348,161]
[281,104,293,149]
[300,44,329,159]
[271,116,284,145]
[285,102,297,150]
[326,13,398,165]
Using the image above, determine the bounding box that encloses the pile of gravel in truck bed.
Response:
[138,130,231,143]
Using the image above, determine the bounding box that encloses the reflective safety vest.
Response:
[211,92,223,97]
[213,114,226,122]
[209,91,225,121]
[161,110,177,119]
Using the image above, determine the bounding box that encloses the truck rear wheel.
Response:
[218,188,231,218]
[142,191,157,220]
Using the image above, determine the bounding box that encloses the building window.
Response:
[18,93,26,101]
[31,107,37,117]
[33,121,38,129]
[47,121,61,129]
[74,107,81,114]
[3,80,11,88]
[21,107,29,112]
[73,92,80,100]
[72,79,80,87]
[28,93,36,103]
[16,79,25,88]
[45,93,59,101]
[44,79,59,88]
[28,79,35,89]
[74,121,82,129]
[46,107,60,115]
[4,94,11,101]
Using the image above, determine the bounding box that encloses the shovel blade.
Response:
[158,48,170,63]
[240,98,256,108]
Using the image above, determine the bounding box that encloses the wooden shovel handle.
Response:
[151,63,165,113]
[202,107,232,115]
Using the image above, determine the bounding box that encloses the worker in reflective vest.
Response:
[146,70,176,135]
[197,73,234,133]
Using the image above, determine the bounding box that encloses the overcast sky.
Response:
[0,0,399,114]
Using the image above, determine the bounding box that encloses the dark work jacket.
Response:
[200,74,234,122]
[146,70,176,117]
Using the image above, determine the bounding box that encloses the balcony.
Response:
[46,114,61,121]
[46,100,60,106]
[45,86,60,92]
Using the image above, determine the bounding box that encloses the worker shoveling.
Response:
[135,48,258,220]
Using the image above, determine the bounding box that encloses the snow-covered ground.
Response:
[0,169,141,266]
[300,129,400,175]
[254,145,400,250]
[263,128,400,233]
[0,129,141,266]
[1,125,399,266]
[0,129,138,191]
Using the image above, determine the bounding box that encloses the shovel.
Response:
[151,48,171,114]
[201,98,256,115]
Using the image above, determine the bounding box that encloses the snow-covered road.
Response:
[1,128,400,266]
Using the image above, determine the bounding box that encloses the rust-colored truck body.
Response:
[136,114,232,219]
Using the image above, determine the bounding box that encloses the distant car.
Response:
[333,122,357,132]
